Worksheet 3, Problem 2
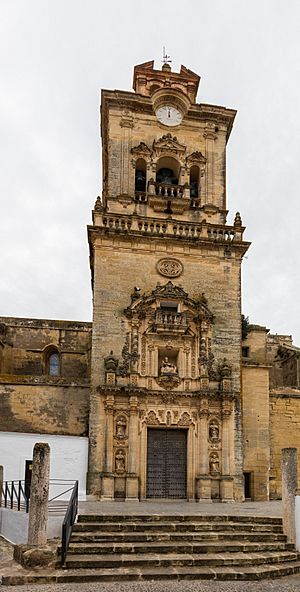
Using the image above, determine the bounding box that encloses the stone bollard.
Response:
[282,447,298,544]
[27,443,50,546]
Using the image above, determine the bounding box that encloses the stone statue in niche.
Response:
[209,452,220,474]
[160,356,177,375]
[209,421,220,443]
[115,449,126,474]
[115,416,127,439]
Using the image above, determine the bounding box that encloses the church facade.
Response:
[1,61,300,502]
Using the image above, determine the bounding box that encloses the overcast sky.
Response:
[1,0,300,343]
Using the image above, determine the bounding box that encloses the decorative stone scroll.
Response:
[145,410,161,425]
[156,258,183,279]
[156,374,181,390]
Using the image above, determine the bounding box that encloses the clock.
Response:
[156,105,183,127]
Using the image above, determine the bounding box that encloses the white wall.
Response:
[0,508,63,544]
[0,432,88,499]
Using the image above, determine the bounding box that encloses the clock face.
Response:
[156,105,183,127]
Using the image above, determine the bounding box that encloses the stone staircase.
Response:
[55,513,300,582]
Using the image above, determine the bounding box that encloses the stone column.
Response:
[126,395,139,500]
[101,395,115,500]
[221,401,231,475]
[87,388,106,495]
[197,398,211,501]
[27,443,50,546]
[220,399,234,502]
[203,122,217,206]
[120,111,134,196]
[282,447,298,543]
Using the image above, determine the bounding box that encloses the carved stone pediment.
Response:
[131,142,152,159]
[153,281,188,300]
[186,151,206,166]
[124,281,214,325]
[153,133,186,157]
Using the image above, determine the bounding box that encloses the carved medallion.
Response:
[156,374,181,390]
[156,258,183,279]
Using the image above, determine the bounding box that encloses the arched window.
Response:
[190,165,200,198]
[45,349,60,376]
[156,156,179,187]
[135,158,146,193]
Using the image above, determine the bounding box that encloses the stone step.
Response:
[72,521,285,534]
[64,550,298,570]
[63,541,294,559]
[70,529,285,544]
[72,531,286,542]
[77,513,283,525]
[4,561,300,584]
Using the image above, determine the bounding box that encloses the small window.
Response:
[47,351,60,376]
[160,301,178,313]
[135,159,146,193]
[190,165,200,198]
[242,346,249,358]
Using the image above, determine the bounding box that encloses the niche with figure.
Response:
[158,349,179,376]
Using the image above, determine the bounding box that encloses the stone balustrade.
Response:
[155,182,185,198]
[155,311,188,326]
[99,214,244,242]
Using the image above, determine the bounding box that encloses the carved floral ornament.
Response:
[156,258,183,279]
[143,409,195,426]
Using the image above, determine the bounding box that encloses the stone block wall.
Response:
[0,317,91,436]
[242,365,270,500]
[270,389,300,498]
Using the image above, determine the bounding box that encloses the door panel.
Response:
[147,428,187,498]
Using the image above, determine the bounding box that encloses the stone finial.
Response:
[94,196,103,212]
[104,351,119,373]
[199,292,208,305]
[234,212,242,227]
[131,287,141,302]
[218,358,232,379]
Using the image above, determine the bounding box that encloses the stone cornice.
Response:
[101,90,236,140]
[0,374,90,387]
[97,383,236,401]
[88,219,250,255]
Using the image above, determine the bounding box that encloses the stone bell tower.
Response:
[87,59,250,501]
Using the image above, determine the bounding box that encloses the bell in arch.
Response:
[156,168,176,185]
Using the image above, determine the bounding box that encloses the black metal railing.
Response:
[61,480,78,565]
[0,480,29,512]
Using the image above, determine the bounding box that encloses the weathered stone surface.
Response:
[14,544,56,568]
[27,443,50,546]
[282,447,298,543]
